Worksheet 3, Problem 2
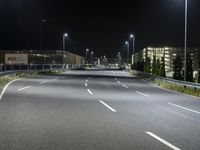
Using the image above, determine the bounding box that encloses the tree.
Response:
[144,57,151,73]
[160,57,166,77]
[173,55,183,80]
[152,56,156,75]
[186,54,193,82]
[156,59,160,75]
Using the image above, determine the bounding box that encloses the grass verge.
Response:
[127,70,200,98]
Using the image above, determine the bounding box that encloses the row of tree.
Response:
[135,54,200,83]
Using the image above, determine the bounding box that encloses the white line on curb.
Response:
[136,91,149,97]
[146,132,181,150]
[0,78,21,100]
[87,89,93,95]
[169,103,200,115]
[99,100,117,112]
[17,86,31,91]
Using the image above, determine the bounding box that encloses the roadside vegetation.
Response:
[131,53,200,97]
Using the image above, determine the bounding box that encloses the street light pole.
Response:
[184,0,188,81]
[85,49,89,65]
[130,34,135,66]
[91,51,94,64]
[125,41,130,63]
[63,33,68,65]
[40,19,47,50]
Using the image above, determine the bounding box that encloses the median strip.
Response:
[146,131,181,150]
[99,100,117,112]
[17,86,31,91]
[169,103,200,115]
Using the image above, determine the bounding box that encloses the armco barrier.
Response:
[129,69,200,89]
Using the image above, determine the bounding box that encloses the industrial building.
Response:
[135,47,200,77]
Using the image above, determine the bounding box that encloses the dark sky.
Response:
[0,0,200,57]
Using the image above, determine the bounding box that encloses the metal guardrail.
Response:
[0,64,79,77]
[130,70,200,89]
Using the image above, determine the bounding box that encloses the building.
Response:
[135,47,200,77]
[0,49,84,65]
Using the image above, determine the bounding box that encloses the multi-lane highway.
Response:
[0,70,200,150]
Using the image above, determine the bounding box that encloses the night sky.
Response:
[0,0,200,57]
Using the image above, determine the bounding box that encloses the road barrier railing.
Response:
[128,69,200,89]
[0,64,80,76]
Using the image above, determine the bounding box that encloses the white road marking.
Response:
[146,132,181,150]
[86,80,88,82]
[51,78,58,81]
[0,78,21,100]
[99,100,117,112]
[85,83,88,87]
[17,86,31,91]
[169,103,200,115]
[136,91,149,97]
[87,89,93,95]
[39,80,48,84]
[115,78,117,81]
[117,81,121,84]
[122,84,129,88]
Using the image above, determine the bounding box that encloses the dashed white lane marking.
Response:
[85,83,88,87]
[117,81,121,84]
[136,91,149,97]
[0,78,21,100]
[86,80,88,82]
[87,89,93,95]
[17,86,31,91]
[115,78,118,81]
[39,80,48,84]
[146,132,181,150]
[169,103,200,115]
[122,84,129,88]
[99,100,117,112]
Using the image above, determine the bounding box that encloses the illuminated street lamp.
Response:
[130,34,135,66]
[63,33,68,65]
[85,48,89,64]
[125,41,130,63]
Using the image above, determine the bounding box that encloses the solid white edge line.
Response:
[17,86,31,91]
[169,103,200,115]
[87,89,93,95]
[99,100,117,112]
[0,78,22,100]
[142,79,200,100]
[136,91,149,97]
[146,132,181,150]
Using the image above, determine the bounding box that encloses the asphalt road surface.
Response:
[0,70,200,150]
